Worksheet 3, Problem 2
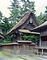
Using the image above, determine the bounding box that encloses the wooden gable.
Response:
[7,11,39,35]
[17,13,39,30]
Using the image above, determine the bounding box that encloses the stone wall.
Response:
[1,44,35,55]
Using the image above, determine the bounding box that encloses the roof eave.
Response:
[29,25,47,33]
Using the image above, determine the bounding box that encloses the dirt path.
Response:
[0,52,47,60]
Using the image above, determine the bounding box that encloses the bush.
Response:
[1,34,16,43]
[22,35,39,45]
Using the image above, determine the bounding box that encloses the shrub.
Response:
[1,34,16,43]
[22,35,39,45]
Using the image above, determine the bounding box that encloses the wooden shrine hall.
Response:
[30,21,47,55]
[7,11,40,42]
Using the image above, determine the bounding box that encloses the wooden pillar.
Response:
[20,33,22,40]
[39,36,41,47]
[42,49,43,56]
[14,45,15,54]
[37,49,38,55]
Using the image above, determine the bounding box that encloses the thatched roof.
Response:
[29,21,47,32]
[0,41,35,46]
[0,43,18,45]
[18,29,40,34]
[0,33,5,38]
[0,30,5,38]
[7,11,39,35]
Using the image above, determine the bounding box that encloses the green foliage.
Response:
[8,0,36,26]
[10,34,16,41]
[37,6,47,24]
[37,12,44,24]
[8,0,20,25]
[0,17,13,34]
[1,36,11,43]
[21,0,36,13]
[0,11,3,22]
[22,35,39,45]
[37,13,47,24]
[45,6,47,14]
[1,34,16,43]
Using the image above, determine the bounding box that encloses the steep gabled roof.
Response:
[7,11,39,35]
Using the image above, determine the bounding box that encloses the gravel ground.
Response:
[0,52,47,60]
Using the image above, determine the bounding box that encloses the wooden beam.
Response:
[37,49,38,55]
[42,49,43,56]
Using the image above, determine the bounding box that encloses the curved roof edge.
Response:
[7,11,39,35]
[29,21,47,32]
